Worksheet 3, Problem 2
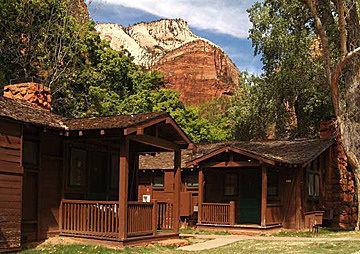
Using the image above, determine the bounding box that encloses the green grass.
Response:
[20,240,360,254]
[179,227,230,235]
[263,228,360,238]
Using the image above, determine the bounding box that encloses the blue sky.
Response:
[88,0,263,74]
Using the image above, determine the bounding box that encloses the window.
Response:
[267,169,279,199]
[110,153,119,190]
[307,161,320,198]
[69,148,87,187]
[23,141,39,166]
[139,171,164,188]
[224,173,238,196]
[183,171,199,188]
[153,173,164,188]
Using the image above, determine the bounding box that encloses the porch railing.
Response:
[157,201,174,230]
[59,199,119,239]
[201,202,236,225]
[59,199,175,240]
[127,201,156,237]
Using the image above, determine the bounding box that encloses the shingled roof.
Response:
[190,139,335,165]
[0,96,169,131]
[139,139,335,169]
[65,112,165,130]
[0,96,66,129]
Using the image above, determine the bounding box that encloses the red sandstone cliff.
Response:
[95,19,240,105]
[153,40,240,104]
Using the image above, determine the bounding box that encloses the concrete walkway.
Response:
[178,234,360,251]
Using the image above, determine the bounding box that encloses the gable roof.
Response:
[189,139,335,166]
[139,138,335,169]
[0,97,188,142]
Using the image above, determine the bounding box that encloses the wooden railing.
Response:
[157,201,174,230]
[201,202,236,225]
[59,199,119,239]
[127,201,156,237]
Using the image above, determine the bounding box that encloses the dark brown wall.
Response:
[0,120,23,252]
[38,132,63,240]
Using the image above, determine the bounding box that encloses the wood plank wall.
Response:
[0,120,23,252]
[38,132,63,240]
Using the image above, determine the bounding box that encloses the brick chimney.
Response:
[319,119,336,138]
[3,83,51,110]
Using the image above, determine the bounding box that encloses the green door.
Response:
[238,170,261,224]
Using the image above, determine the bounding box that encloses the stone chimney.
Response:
[3,83,51,110]
[319,119,336,138]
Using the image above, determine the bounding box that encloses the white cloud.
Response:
[92,0,254,38]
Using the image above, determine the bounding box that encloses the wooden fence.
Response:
[157,201,174,230]
[59,199,119,239]
[201,202,236,225]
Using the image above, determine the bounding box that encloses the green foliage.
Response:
[248,0,334,138]
[118,89,229,143]
[228,73,273,140]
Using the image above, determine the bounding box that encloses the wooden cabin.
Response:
[139,139,337,230]
[139,151,199,224]
[0,87,193,252]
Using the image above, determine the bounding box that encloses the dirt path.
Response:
[179,234,360,251]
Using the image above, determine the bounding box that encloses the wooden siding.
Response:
[38,132,63,240]
[0,120,23,252]
[138,169,199,218]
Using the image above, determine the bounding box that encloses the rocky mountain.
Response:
[95,19,240,105]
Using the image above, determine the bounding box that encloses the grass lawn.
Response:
[20,239,360,254]
[179,228,230,235]
[263,228,360,238]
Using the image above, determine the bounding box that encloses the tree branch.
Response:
[305,0,339,114]
[336,0,348,58]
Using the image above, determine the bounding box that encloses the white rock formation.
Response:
[95,19,217,67]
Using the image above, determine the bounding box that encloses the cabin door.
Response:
[238,169,261,224]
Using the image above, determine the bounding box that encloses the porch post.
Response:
[198,168,204,224]
[173,149,181,233]
[119,138,129,240]
[261,166,267,227]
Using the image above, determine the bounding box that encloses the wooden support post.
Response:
[261,166,267,227]
[59,199,63,233]
[198,168,204,224]
[173,150,181,233]
[229,201,236,225]
[119,138,129,240]
[295,168,303,229]
[152,200,158,236]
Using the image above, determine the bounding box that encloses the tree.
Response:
[0,0,89,88]
[248,1,333,139]
[304,0,360,229]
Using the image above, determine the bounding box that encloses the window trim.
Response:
[224,173,238,196]
[307,159,321,200]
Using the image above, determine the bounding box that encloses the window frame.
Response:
[183,171,199,189]
[224,173,238,196]
[307,159,321,200]
[267,168,280,201]
[68,147,87,188]
[152,171,165,189]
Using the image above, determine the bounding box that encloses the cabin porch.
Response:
[191,146,304,230]
[54,114,192,245]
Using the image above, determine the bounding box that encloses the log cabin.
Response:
[139,138,355,231]
[0,83,194,252]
